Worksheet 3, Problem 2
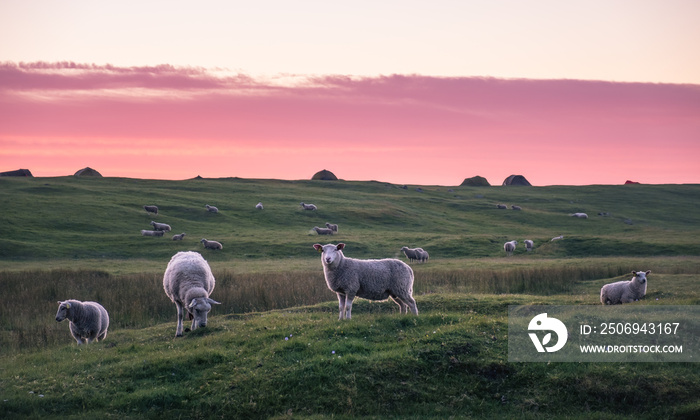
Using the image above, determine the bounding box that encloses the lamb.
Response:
[504,240,518,256]
[163,251,221,337]
[172,233,186,241]
[313,226,334,235]
[143,205,158,216]
[600,271,650,305]
[141,229,165,237]
[300,202,317,211]
[524,239,534,252]
[55,300,109,345]
[200,238,223,250]
[570,212,589,219]
[401,246,421,263]
[256,202,264,210]
[314,243,418,320]
[151,221,172,232]
[416,248,430,263]
[325,222,339,233]
[205,204,219,213]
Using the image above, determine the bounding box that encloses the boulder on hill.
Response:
[0,169,33,177]
[74,167,102,177]
[460,175,490,186]
[311,169,338,181]
[502,174,532,186]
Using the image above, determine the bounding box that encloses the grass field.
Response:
[1,176,699,418]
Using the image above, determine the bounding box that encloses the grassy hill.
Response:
[1,176,699,418]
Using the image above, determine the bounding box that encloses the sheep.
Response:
[141,229,165,237]
[504,240,518,256]
[172,233,186,241]
[151,221,172,232]
[200,238,223,250]
[570,212,589,219]
[55,300,109,345]
[401,246,421,263]
[313,226,334,235]
[256,202,264,210]
[205,204,219,213]
[497,204,508,209]
[551,235,564,241]
[512,205,522,211]
[524,239,534,252]
[600,270,650,305]
[163,251,221,337]
[416,248,430,263]
[325,222,339,233]
[314,243,418,320]
[300,202,317,211]
[143,205,158,216]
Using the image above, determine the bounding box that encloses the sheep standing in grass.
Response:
[55,300,109,345]
[504,240,517,256]
[600,271,650,305]
[163,251,221,337]
[524,240,534,252]
[313,226,334,235]
[172,233,186,241]
[206,204,219,213]
[401,246,420,263]
[141,229,165,237]
[144,205,158,216]
[325,222,338,233]
[416,248,430,263]
[200,238,223,250]
[151,221,172,232]
[314,243,418,320]
[256,202,264,210]
[300,202,317,211]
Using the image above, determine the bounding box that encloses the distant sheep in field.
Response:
[55,300,109,345]
[600,270,650,305]
[551,235,564,241]
[163,251,220,337]
[313,226,334,235]
[497,204,508,209]
[325,222,338,233]
[401,246,421,263]
[416,248,429,263]
[141,229,165,237]
[300,202,317,211]
[205,204,219,213]
[504,240,518,256]
[143,205,158,216]
[256,202,264,210]
[151,221,171,232]
[200,239,223,250]
[524,239,534,252]
[512,205,522,211]
[570,212,588,219]
[314,243,417,319]
[172,233,186,241]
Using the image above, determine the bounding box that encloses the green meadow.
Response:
[1,176,699,419]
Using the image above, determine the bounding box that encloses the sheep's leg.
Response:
[344,293,355,320]
[175,302,185,337]
[402,295,418,315]
[337,293,347,320]
[69,323,85,345]
[390,295,407,314]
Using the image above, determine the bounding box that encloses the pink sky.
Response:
[1,62,699,185]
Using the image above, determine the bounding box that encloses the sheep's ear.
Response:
[337,243,345,250]
[645,270,651,275]
[313,244,323,252]
[631,271,637,275]
[188,299,197,308]
[207,298,221,305]
[65,302,71,309]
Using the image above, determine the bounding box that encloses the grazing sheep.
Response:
[570,212,589,219]
[600,270,650,305]
[497,204,508,209]
[524,239,534,252]
[143,205,158,216]
[325,222,339,233]
[512,205,522,211]
[300,202,317,211]
[205,204,219,213]
[416,248,430,263]
[172,233,186,241]
[314,243,418,320]
[551,235,564,241]
[151,221,172,232]
[256,202,264,210]
[55,300,109,345]
[163,251,221,337]
[141,229,165,237]
[313,226,334,235]
[504,240,518,256]
[200,238,223,250]
[401,246,421,263]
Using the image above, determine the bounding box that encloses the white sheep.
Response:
[55,300,109,345]
[524,239,534,252]
[570,212,589,219]
[325,222,339,233]
[256,202,264,210]
[151,221,172,232]
[313,226,334,235]
[172,233,186,241]
[141,229,165,237]
[163,251,221,337]
[206,204,219,213]
[401,246,420,263]
[416,248,430,263]
[551,235,564,241]
[504,240,518,256]
[600,270,650,305]
[200,238,223,250]
[143,205,158,216]
[300,202,317,211]
[314,243,418,320]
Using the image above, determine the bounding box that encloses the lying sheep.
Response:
[313,226,334,235]
[497,204,508,209]
[504,240,518,256]
[205,204,219,213]
[401,246,421,263]
[163,251,221,337]
[325,222,338,233]
[143,205,158,216]
[172,233,186,241]
[55,300,109,345]
[600,271,650,305]
[314,243,418,320]
[151,221,172,232]
[300,202,317,211]
[416,248,429,263]
[570,212,589,219]
[512,205,522,211]
[524,239,534,252]
[141,229,165,237]
[200,238,223,250]
[551,235,564,241]
[256,202,264,210]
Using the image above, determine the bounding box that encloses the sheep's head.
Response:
[187,297,221,329]
[55,301,71,322]
[314,243,345,267]
[632,270,651,284]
